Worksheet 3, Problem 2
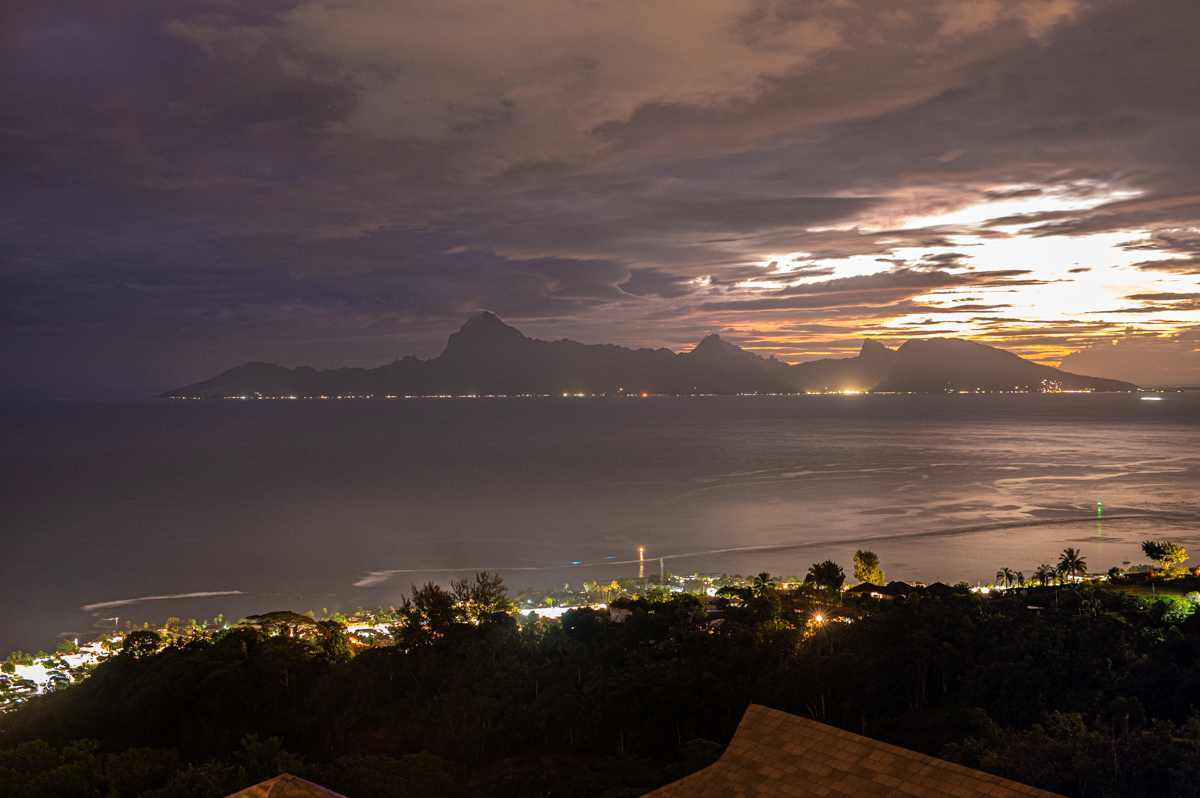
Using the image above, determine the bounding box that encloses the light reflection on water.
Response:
[1,393,1197,651]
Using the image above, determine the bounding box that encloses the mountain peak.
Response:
[688,333,757,361]
[441,311,531,359]
[860,339,894,358]
[685,334,789,375]
[692,333,739,354]
[459,311,518,334]
[453,311,529,342]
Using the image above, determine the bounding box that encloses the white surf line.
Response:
[80,591,246,611]
[354,566,590,587]
[353,511,1200,587]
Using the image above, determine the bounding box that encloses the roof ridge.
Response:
[222,773,350,798]
[643,703,1065,798]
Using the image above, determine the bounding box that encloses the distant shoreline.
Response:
[8,557,1197,713]
[162,389,1153,399]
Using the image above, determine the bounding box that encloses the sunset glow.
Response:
[732,230,1200,365]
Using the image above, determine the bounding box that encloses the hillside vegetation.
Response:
[5,577,1200,798]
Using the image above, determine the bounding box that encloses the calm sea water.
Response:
[2,394,1199,653]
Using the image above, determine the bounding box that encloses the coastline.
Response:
[8,563,1198,712]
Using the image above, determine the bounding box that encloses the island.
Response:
[162,313,1138,398]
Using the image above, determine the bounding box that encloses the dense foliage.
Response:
[7,577,1200,798]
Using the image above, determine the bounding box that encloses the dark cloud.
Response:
[985,187,1042,200]
[1117,229,1200,274]
[618,268,699,299]
[640,197,880,233]
[919,304,1013,313]
[918,252,972,268]
[775,268,976,296]
[4,0,1200,393]
[975,278,1063,287]
[1131,258,1200,275]
[699,268,1030,311]
[1089,307,1196,315]
[1120,229,1200,255]
[777,266,838,279]
[1124,292,1200,301]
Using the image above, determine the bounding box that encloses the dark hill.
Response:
[782,339,898,392]
[784,337,1135,393]
[878,337,1127,392]
[162,313,1138,397]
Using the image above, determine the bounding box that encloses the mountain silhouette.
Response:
[163,312,1138,397]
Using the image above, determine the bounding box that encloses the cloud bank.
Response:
[3,0,1200,393]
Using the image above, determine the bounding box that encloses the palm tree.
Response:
[752,572,780,595]
[1058,548,1087,580]
[1034,564,1054,586]
[806,560,846,591]
[996,567,1015,588]
[1016,572,1025,587]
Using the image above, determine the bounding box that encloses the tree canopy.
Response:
[450,571,515,620]
[751,572,781,595]
[10,571,1200,798]
[1143,540,1188,569]
[805,560,845,591]
[1057,548,1087,579]
[853,550,885,585]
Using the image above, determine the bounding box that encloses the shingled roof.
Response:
[224,773,348,798]
[643,704,1063,798]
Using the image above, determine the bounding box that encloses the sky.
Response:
[3,0,1200,397]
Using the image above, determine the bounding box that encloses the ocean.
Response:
[2,393,1198,654]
